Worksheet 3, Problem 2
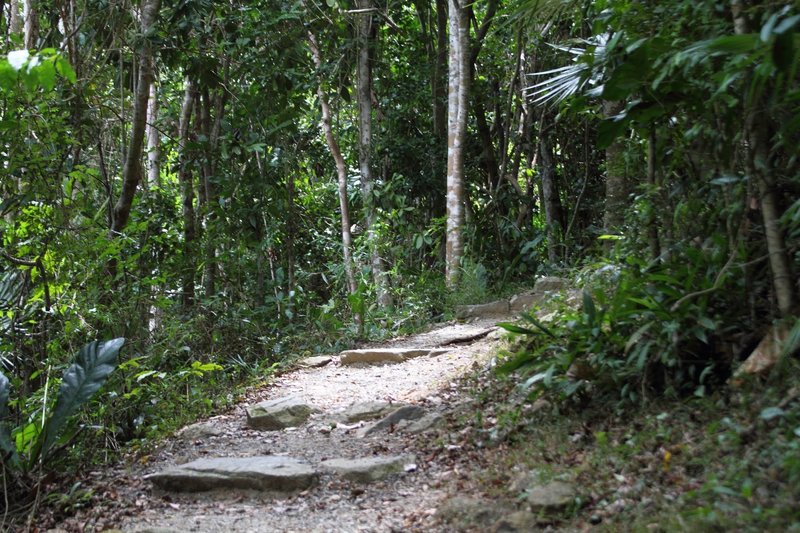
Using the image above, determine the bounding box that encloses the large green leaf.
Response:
[0,370,19,467]
[39,338,125,458]
[0,371,8,420]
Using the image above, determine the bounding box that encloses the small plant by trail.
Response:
[0,338,124,517]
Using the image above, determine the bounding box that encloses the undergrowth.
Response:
[455,360,800,531]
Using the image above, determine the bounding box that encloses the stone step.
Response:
[145,456,318,493]
[320,455,416,483]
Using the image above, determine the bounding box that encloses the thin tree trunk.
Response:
[22,0,36,49]
[539,129,564,263]
[9,0,21,36]
[304,18,358,301]
[445,0,469,288]
[646,127,660,260]
[475,98,500,191]
[199,87,216,299]
[356,0,392,309]
[732,0,797,316]
[109,0,160,237]
[146,77,160,188]
[433,0,448,142]
[286,173,295,299]
[177,76,196,308]
[602,100,627,235]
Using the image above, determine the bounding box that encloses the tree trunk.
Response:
[602,100,628,235]
[195,59,227,300]
[177,76,196,308]
[445,0,469,288]
[433,0,448,142]
[731,1,797,316]
[475,98,500,191]
[304,18,359,303]
[199,87,216,299]
[356,0,392,309]
[109,0,160,237]
[539,128,564,263]
[9,0,21,36]
[646,127,661,260]
[22,0,37,49]
[286,173,296,300]
[146,77,160,189]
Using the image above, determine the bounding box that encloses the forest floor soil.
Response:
[49,315,513,533]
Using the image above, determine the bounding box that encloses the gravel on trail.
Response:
[58,317,508,533]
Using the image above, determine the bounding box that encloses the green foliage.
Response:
[498,249,753,403]
[0,339,124,474]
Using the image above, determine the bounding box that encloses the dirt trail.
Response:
[97,316,508,533]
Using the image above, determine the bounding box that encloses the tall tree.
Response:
[109,0,161,237]
[9,0,22,37]
[22,0,36,49]
[601,100,627,235]
[146,77,160,188]
[356,0,392,308]
[445,0,470,287]
[731,0,797,316]
[303,9,359,302]
[177,76,196,308]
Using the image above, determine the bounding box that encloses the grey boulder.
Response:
[246,396,320,430]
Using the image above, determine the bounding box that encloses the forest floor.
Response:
[47,315,518,533]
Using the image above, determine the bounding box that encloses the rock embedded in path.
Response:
[525,480,577,512]
[176,422,222,441]
[491,511,541,532]
[146,456,318,493]
[129,529,189,533]
[455,300,510,319]
[321,455,415,483]
[247,396,320,430]
[338,400,403,423]
[339,348,446,365]
[398,412,444,434]
[508,292,541,312]
[533,276,566,293]
[437,496,515,531]
[356,405,426,437]
[300,355,333,368]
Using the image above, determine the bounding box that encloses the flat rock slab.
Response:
[339,348,449,365]
[338,400,404,423]
[299,355,333,368]
[399,412,444,434]
[533,276,566,293]
[177,422,223,441]
[509,292,541,312]
[455,300,510,319]
[247,396,320,430]
[146,456,318,493]
[357,405,426,437]
[321,455,415,483]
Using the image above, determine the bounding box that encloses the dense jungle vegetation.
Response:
[0,0,798,526]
